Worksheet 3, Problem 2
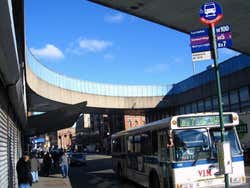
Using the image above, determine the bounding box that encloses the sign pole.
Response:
[209,23,229,188]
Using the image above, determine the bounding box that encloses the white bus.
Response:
[111,112,248,188]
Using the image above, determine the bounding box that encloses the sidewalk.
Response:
[32,174,72,188]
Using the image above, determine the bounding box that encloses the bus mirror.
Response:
[167,131,174,148]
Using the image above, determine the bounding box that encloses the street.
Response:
[68,154,142,188]
[68,154,250,188]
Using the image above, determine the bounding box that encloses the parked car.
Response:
[69,153,86,166]
[244,148,250,164]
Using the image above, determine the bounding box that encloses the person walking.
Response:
[59,151,69,178]
[16,152,33,188]
[43,152,52,177]
[30,153,40,183]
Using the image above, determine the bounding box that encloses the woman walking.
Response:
[30,153,40,183]
[59,151,69,178]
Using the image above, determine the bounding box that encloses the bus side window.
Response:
[112,137,122,153]
[122,136,126,153]
[127,136,134,153]
[152,131,158,155]
[141,131,152,155]
[134,135,141,153]
[159,130,170,161]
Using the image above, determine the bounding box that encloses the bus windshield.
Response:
[210,128,241,157]
[173,127,241,162]
[174,129,210,161]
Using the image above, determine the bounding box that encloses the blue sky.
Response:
[25,0,240,85]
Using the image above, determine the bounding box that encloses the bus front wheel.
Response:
[149,172,160,188]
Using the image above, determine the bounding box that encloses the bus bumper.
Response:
[203,183,249,188]
[230,183,249,188]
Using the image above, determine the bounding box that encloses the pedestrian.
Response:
[59,151,69,178]
[30,152,40,183]
[43,152,52,177]
[16,152,33,188]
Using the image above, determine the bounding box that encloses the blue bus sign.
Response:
[216,25,232,48]
[190,28,210,53]
[200,2,223,25]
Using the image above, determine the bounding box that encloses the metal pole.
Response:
[192,61,196,74]
[209,24,229,188]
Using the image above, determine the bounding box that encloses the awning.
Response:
[26,102,87,136]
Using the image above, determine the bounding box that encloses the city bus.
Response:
[111,112,248,188]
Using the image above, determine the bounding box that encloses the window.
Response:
[192,103,197,113]
[112,137,122,153]
[186,104,192,113]
[152,131,158,155]
[127,136,134,153]
[239,87,250,111]
[134,135,141,153]
[212,96,218,110]
[210,128,241,156]
[222,93,230,111]
[198,100,204,112]
[180,106,185,114]
[174,129,209,161]
[141,131,152,155]
[240,87,250,102]
[230,90,239,104]
[230,90,240,111]
[159,130,170,161]
[222,93,229,106]
[205,98,212,111]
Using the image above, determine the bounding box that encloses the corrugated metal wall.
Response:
[0,108,8,187]
[0,86,22,188]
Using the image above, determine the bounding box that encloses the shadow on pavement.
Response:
[68,155,142,188]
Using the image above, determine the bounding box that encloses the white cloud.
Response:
[144,63,169,73]
[104,53,114,60]
[30,44,64,59]
[219,48,240,56]
[79,39,112,52]
[104,13,124,23]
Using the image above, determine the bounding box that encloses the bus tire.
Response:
[149,172,160,188]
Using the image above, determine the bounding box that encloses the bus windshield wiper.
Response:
[192,147,203,166]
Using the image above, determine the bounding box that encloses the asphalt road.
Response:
[68,154,143,188]
[68,154,250,188]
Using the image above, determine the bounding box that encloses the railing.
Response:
[27,50,172,97]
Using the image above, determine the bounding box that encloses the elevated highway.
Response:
[26,50,172,112]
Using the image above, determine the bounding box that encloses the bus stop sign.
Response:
[200,2,223,25]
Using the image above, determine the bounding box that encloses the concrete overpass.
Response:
[26,50,172,112]
[26,50,171,133]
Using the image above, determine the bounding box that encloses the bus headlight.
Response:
[176,183,193,188]
[232,114,238,121]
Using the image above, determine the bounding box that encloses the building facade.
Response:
[124,114,146,130]
[57,127,76,149]
[145,54,250,147]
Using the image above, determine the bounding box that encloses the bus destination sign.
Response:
[178,115,233,127]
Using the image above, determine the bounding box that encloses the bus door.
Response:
[126,134,147,185]
[158,129,173,188]
[126,135,143,171]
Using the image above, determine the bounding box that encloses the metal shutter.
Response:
[8,118,19,188]
[0,108,8,188]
